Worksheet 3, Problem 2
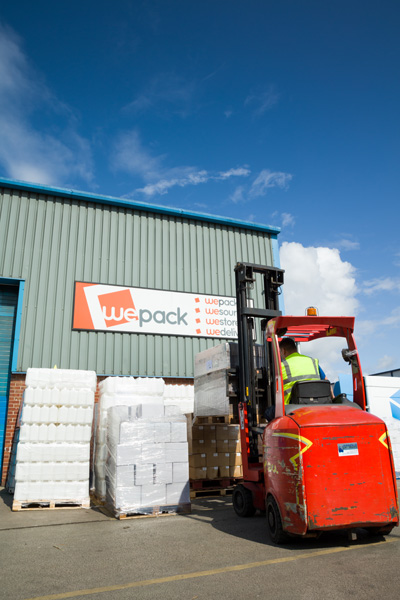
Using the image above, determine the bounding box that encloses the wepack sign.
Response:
[73,282,238,339]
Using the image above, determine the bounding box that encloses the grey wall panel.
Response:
[0,188,277,377]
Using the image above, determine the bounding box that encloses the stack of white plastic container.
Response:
[163,384,194,416]
[105,404,190,515]
[94,377,165,500]
[14,368,96,505]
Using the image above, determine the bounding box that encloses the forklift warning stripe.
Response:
[272,432,313,470]
[379,431,389,449]
[23,539,399,600]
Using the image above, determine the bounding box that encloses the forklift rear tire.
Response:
[232,484,256,517]
[267,496,288,544]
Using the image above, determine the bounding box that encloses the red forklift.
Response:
[232,262,399,543]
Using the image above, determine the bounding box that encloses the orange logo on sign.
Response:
[99,289,138,328]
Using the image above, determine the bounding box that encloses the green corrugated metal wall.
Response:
[0,186,277,377]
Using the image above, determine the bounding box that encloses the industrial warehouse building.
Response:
[0,177,281,483]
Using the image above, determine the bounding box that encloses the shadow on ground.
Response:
[187,495,391,550]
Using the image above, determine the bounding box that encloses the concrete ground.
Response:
[1,486,400,600]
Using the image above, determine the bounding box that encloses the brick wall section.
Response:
[1,374,194,485]
[2,374,25,485]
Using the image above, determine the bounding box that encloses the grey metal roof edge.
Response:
[0,176,280,235]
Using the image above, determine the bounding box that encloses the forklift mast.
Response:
[234,262,284,464]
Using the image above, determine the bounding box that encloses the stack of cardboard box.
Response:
[189,423,242,480]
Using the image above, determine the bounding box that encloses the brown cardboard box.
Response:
[203,439,217,452]
[207,466,219,479]
[229,465,243,478]
[204,425,217,440]
[228,439,241,453]
[206,452,220,467]
[229,452,242,467]
[216,425,230,440]
[216,438,229,452]
[190,466,207,480]
[206,452,231,467]
[192,425,206,440]
[189,453,207,468]
[219,465,230,478]
[192,439,206,454]
[219,453,231,467]
[228,425,240,440]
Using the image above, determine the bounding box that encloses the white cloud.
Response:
[282,212,295,227]
[230,186,246,204]
[376,355,396,371]
[137,170,209,196]
[245,84,280,116]
[113,132,251,197]
[217,167,250,180]
[0,22,93,186]
[336,238,360,251]
[363,277,400,295]
[136,166,250,197]
[382,307,400,327]
[123,73,197,118]
[280,242,358,317]
[111,130,164,179]
[280,242,359,380]
[249,169,293,198]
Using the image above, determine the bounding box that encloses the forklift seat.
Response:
[290,380,332,405]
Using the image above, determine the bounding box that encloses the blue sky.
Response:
[0,1,399,378]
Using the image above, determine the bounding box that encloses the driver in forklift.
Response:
[265,337,328,421]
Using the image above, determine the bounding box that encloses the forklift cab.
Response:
[267,314,368,419]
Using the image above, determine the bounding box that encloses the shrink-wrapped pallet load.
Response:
[105,405,190,516]
[13,368,96,508]
[194,343,236,418]
[94,376,165,500]
[194,343,263,418]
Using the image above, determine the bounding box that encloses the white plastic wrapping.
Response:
[194,343,263,418]
[14,368,96,504]
[194,371,230,418]
[94,377,166,499]
[163,384,194,415]
[105,405,190,516]
[194,343,239,378]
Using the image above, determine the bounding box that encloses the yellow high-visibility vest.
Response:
[281,352,321,404]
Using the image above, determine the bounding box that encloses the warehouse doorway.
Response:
[0,283,20,472]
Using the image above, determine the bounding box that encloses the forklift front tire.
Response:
[232,484,256,517]
[267,495,288,544]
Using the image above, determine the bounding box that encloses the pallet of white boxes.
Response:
[94,377,192,518]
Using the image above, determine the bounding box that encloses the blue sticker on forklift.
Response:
[338,442,359,456]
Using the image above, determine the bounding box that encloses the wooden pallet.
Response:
[196,416,232,425]
[189,477,241,498]
[90,492,106,506]
[12,499,90,511]
[190,487,234,499]
[109,503,192,520]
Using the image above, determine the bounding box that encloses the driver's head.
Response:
[279,337,297,360]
